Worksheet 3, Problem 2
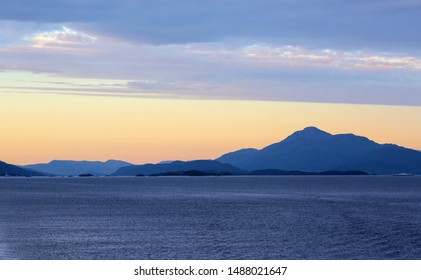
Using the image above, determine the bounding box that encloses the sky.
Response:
[1,0,421,164]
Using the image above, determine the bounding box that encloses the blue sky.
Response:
[1,0,421,105]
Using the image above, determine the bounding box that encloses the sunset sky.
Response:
[1,0,421,165]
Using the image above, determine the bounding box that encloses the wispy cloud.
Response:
[29,26,97,51]
[1,0,420,49]
[187,44,421,71]
[1,19,421,106]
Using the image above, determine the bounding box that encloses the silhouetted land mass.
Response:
[248,169,368,176]
[218,126,421,175]
[24,159,132,176]
[78,173,94,177]
[113,160,244,176]
[0,161,45,177]
[5,127,421,177]
[135,169,367,177]
[148,170,232,177]
[318,170,368,175]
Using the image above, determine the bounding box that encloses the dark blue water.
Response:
[0,176,420,260]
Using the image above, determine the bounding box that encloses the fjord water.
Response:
[0,176,420,260]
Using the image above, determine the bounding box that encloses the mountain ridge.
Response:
[5,127,421,176]
[0,161,45,177]
[112,160,245,176]
[217,127,421,175]
[24,159,132,176]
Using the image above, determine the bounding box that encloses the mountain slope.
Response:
[217,126,421,174]
[112,160,245,176]
[0,161,45,176]
[24,160,132,176]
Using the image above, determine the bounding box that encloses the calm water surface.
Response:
[0,176,420,259]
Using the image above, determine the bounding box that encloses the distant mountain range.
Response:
[112,160,244,176]
[24,160,132,176]
[0,161,44,177]
[217,126,421,175]
[2,127,421,177]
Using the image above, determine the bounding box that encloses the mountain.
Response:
[112,160,245,176]
[24,160,132,176]
[158,160,175,164]
[0,161,45,177]
[217,126,421,175]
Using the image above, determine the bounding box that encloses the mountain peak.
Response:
[301,126,330,135]
[286,126,331,140]
[218,126,421,174]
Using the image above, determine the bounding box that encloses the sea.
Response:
[0,176,420,260]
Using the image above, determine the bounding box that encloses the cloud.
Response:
[30,26,97,50]
[0,0,420,51]
[187,44,421,71]
[127,80,190,92]
[1,9,421,107]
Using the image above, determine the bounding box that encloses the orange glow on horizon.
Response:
[1,92,421,165]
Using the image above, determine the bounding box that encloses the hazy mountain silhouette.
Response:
[0,161,45,176]
[24,160,132,176]
[112,160,245,176]
[217,126,421,175]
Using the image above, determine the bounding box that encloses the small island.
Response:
[78,173,94,177]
